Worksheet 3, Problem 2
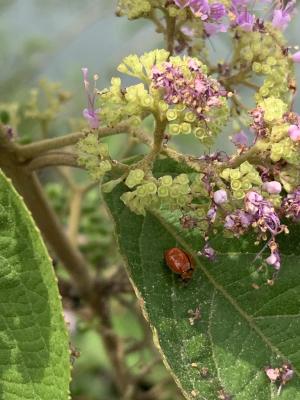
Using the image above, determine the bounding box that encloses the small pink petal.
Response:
[292,51,300,63]
[265,367,280,382]
[288,125,300,141]
[262,181,282,194]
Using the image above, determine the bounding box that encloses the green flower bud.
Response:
[230,169,241,180]
[175,104,186,112]
[252,62,262,73]
[231,179,242,191]
[98,143,109,158]
[158,186,169,198]
[136,185,147,197]
[125,169,144,188]
[195,208,206,218]
[259,97,287,122]
[159,101,168,112]
[166,109,178,121]
[174,174,189,185]
[239,161,253,175]
[247,172,262,185]
[220,168,231,181]
[170,185,180,198]
[145,182,157,195]
[179,184,190,195]
[99,160,112,173]
[266,56,276,66]
[141,94,154,108]
[169,124,180,135]
[270,143,283,162]
[194,127,206,140]
[177,196,188,206]
[232,190,245,200]
[241,179,252,191]
[159,175,173,186]
[180,122,192,135]
[184,111,196,123]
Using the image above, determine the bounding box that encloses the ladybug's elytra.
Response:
[164,247,195,280]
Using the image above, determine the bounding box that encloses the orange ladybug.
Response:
[164,247,195,280]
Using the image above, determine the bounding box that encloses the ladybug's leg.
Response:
[181,268,193,282]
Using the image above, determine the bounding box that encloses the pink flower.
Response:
[200,243,216,260]
[282,187,300,221]
[288,124,300,141]
[265,367,280,382]
[266,249,280,270]
[291,51,300,63]
[272,0,296,31]
[204,22,228,35]
[262,181,282,194]
[213,189,228,205]
[81,67,100,129]
[232,130,248,147]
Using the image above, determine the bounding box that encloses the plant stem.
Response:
[68,189,83,246]
[16,121,130,160]
[166,14,176,55]
[26,152,80,171]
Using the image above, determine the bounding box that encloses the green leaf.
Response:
[104,158,300,400]
[0,170,70,399]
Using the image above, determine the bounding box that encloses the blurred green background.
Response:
[1,1,300,399]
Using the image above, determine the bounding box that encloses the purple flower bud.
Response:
[288,124,300,141]
[262,181,282,194]
[265,367,280,383]
[272,0,296,31]
[81,67,100,129]
[213,189,228,205]
[291,51,300,63]
[83,108,100,129]
[210,2,226,20]
[200,243,216,260]
[266,252,280,270]
[207,206,217,222]
[204,22,228,35]
[232,130,248,147]
[282,187,300,221]
[224,210,253,235]
[244,191,263,215]
[190,0,210,18]
[281,364,294,383]
[236,10,255,31]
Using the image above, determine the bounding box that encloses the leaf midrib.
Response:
[151,209,300,378]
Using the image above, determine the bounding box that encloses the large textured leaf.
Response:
[0,170,70,399]
[104,158,300,400]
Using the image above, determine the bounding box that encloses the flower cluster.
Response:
[282,187,300,221]
[78,0,300,278]
[152,56,229,143]
[77,134,112,180]
[121,172,192,216]
[220,162,262,200]
[173,0,296,36]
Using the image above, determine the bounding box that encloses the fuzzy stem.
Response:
[16,121,130,160]
[166,14,176,55]
[26,152,80,171]
[68,189,84,246]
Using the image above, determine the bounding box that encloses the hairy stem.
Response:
[26,152,80,171]
[166,14,176,55]
[68,189,83,246]
[16,121,130,160]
